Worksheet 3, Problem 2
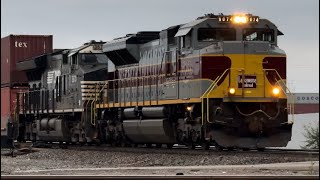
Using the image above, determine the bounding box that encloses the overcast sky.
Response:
[1,0,319,93]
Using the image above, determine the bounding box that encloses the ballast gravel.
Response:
[1,147,319,175]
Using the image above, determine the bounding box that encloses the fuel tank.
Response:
[122,119,176,144]
[36,118,70,142]
[123,106,167,119]
[141,106,167,118]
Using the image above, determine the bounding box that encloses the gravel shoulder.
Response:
[1,148,319,176]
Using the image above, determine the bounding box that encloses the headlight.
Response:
[233,15,247,24]
[229,88,236,94]
[272,87,280,95]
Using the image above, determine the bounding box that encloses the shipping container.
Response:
[1,34,53,87]
[287,93,319,104]
[287,93,319,114]
[292,104,319,114]
[1,87,11,137]
[1,87,28,143]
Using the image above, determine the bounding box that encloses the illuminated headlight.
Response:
[229,88,236,94]
[272,87,280,95]
[233,16,247,24]
[186,106,192,111]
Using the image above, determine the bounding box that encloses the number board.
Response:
[218,16,259,23]
[218,16,233,22]
[238,75,257,88]
[248,16,259,23]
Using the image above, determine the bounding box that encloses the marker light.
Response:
[233,15,247,24]
[272,87,280,95]
[229,88,236,94]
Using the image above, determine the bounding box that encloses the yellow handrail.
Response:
[90,83,99,126]
[79,81,97,128]
[201,68,231,125]
[84,84,96,127]
[91,81,108,126]
[263,69,294,123]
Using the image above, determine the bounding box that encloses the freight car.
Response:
[14,13,294,150]
[1,35,53,148]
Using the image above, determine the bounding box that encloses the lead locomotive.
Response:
[15,13,293,150]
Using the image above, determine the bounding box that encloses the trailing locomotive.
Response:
[14,41,108,144]
[15,13,293,150]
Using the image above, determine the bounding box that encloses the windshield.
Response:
[198,28,236,41]
[243,29,274,42]
[80,53,108,64]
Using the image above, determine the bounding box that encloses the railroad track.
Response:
[1,175,319,180]
[65,145,320,157]
[4,141,318,157]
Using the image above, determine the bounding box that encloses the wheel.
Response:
[214,145,224,151]
[93,139,101,146]
[110,141,116,147]
[187,143,196,149]
[227,147,234,151]
[120,142,126,147]
[146,144,152,148]
[131,143,138,148]
[242,148,250,151]
[156,144,162,148]
[166,144,173,149]
[201,142,210,150]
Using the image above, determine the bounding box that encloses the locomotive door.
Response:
[163,50,179,99]
[228,41,257,97]
[242,41,263,97]
[224,41,246,97]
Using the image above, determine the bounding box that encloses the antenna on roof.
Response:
[197,13,218,20]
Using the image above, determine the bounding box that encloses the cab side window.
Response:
[181,31,192,49]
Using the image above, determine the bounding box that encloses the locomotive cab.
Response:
[176,14,282,50]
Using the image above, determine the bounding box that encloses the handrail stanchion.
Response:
[263,69,295,124]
